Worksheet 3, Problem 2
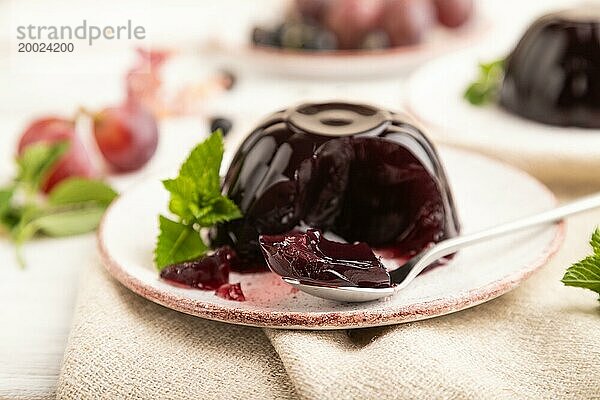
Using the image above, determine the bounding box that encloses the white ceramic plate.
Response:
[406,51,600,184]
[98,148,564,330]
[232,16,491,79]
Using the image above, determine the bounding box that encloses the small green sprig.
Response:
[0,142,117,266]
[464,58,506,106]
[562,228,600,301]
[154,130,242,270]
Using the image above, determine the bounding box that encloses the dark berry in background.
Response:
[210,117,233,136]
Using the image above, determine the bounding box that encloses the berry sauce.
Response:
[215,283,246,301]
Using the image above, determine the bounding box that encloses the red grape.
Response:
[17,117,95,192]
[93,102,159,172]
[382,0,435,47]
[323,0,385,49]
[433,0,473,28]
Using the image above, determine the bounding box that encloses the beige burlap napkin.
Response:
[57,192,600,400]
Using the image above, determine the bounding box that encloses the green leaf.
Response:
[48,178,117,207]
[590,228,600,255]
[9,204,104,268]
[0,187,14,219]
[0,208,22,233]
[194,196,242,227]
[155,131,242,269]
[17,142,69,190]
[0,140,116,267]
[163,176,199,221]
[35,206,106,237]
[176,130,223,194]
[0,185,22,233]
[562,256,600,293]
[464,58,505,106]
[13,204,105,240]
[562,230,600,300]
[11,205,44,243]
[154,215,208,270]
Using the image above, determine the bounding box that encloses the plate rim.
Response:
[97,149,565,330]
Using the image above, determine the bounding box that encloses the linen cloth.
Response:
[57,189,600,400]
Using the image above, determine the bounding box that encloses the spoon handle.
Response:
[395,192,600,289]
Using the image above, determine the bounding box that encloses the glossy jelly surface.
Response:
[159,246,238,290]
[260,229,391,288]
[500,9,600,128]
[212,102,460,273]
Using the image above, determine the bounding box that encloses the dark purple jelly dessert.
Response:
[215,283,246,301]
[211,102,460,277]
[159,246,238,290]
[260,229,391,288]
[500,9,600,128]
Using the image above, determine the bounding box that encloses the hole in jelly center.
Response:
[320,117,353,126]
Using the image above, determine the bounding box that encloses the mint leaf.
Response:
[0,206,23,233]
[0,141,117,268]
[154,215,208,270]
[155,131,242,269]
[176,129,223,194]
[17,141,69,191]
[34,206,106,237]
[12,204,105,240]
[562,256,600,295]
[464,58,505,106]
[163,176,198,222]
[0,187,14,220]
[48,178,117,207]
[9,201,110,267]
[590,228,600,255]
[11,204,42,240]
[562,230,600,300]
[193,196,242,227]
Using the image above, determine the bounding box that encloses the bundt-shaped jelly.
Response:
[212,102,460,272]
[500,9,600,128]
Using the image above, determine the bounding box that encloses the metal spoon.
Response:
[282,192,600,303]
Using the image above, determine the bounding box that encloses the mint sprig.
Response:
[154,130,242,270]
[0,142,117,266]
[562,228,600,301]
[17,141,69,192]
[464,58,505,106]
[155,216,208,268]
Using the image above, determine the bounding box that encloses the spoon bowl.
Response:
[282,277,395,302]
